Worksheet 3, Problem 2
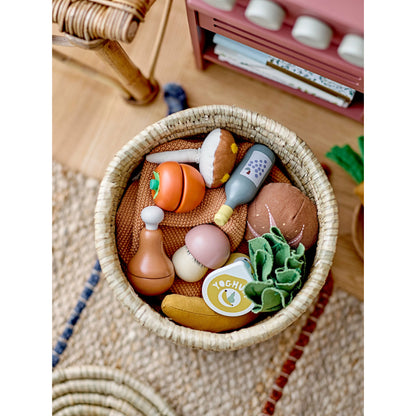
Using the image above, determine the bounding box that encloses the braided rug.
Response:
[52,160,363,416]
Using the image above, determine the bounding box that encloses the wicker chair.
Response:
[52,0,172,104]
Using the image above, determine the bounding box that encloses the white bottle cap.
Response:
[245,0,286,31]
[292,16,333,50]
[201,0,236,11]
[337,34,364,68]
[141,206,164,230]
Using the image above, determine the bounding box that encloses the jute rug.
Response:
[52,160,364,416]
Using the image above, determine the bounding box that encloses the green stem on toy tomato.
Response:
[149,171,160,199]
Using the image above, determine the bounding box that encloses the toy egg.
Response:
[245,182,319,250]
[172,224,231,282]
[150,161,205,213]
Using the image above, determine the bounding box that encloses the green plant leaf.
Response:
[358,135,364,159]
[326,143,364,184]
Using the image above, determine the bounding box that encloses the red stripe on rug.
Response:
[261,272,334,415]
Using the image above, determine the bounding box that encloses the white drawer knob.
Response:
[338,34,364,67]
[201,0,236,11]
[245,0,286,31]
[292,16,333,50]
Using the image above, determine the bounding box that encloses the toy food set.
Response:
[115,129,319,333]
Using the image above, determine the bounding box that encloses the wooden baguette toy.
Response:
[161,294,257,333]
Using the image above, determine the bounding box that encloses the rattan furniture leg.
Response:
[77,35,159,104]
[97,39,159,104]
[52,46,134,101]
[52,0,172,104]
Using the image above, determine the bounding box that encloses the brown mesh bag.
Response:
[116,138,290,296]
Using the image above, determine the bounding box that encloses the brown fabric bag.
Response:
[116,138,290,296]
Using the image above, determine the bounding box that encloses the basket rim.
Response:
[94,104,338,351]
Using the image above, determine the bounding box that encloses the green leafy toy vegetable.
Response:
[326,135,364,184]
[244,226,306,313]
[326,135,364,204]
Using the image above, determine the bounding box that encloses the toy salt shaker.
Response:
[127,206,175,296]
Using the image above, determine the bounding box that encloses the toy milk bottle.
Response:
[127,206,175,296]
[214,144,275,226]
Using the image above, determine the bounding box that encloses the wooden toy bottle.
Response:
[214,144,275,226]
[127,206,175,296]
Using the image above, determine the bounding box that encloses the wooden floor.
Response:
[52,0,364,300]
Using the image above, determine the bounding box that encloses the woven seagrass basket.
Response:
[52,365,177,415]
[95,105,338,351]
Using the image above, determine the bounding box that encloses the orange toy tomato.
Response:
[150,161,205,213]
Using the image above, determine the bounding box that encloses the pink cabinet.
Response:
[185,0,364,122]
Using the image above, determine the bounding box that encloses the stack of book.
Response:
[213,34,356,108]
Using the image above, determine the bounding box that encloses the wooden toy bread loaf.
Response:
[245,182,319,250]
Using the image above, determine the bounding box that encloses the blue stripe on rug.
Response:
[52,84,188,369]
[52,259,101,368]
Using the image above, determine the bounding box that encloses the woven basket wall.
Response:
[94,105,338,351]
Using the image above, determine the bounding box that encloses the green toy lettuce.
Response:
[244,226,306,313]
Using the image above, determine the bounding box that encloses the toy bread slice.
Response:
[161,294,257,333]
